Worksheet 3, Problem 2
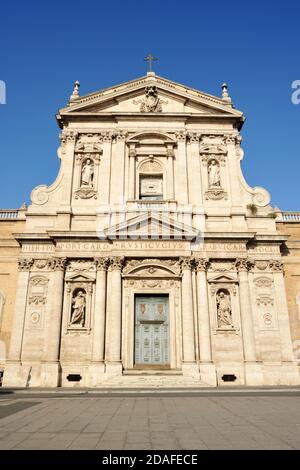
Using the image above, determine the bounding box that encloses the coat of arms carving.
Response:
[133,86,167,112]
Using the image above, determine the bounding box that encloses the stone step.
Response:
[123,369,182,376]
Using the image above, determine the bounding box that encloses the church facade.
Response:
[1,72,300,388]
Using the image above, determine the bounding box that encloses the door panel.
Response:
[135,295,169,366]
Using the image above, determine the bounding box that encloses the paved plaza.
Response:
[1,389,300,450]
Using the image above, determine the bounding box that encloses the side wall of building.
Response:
[277,222,300,368]
[0,219,24,371]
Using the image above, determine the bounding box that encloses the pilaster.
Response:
[105,256,124,375]
[40,257,67,387]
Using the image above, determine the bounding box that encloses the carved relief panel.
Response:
[253,276,278,330]
[25,275,49,329]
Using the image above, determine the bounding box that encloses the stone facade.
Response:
[0,72,299,388]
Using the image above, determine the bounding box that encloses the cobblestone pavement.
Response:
[1,393,300,450]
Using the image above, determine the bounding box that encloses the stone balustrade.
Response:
[0,209,19,219]
[281,211,300,222]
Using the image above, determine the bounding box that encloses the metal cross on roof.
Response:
[144,54,158,72]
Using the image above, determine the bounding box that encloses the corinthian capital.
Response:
[18,258,34,271]
[94,257,109,272]
[175,130,187,143]
[115,131,127,142]
[194,258,209,272]
[225,134,239,145]
[270,260,284,272]
[110,256,125,271]
[101,131,113,143]
[189,132,201,144]
[48,257,67,271]
[179,256,193,271]
[235,258,253,272]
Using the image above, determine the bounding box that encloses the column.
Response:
[195,259,212,362]
[180,257,198,376]
[166,151,174,200]
[226,135,244,219]
[111,132,126,204]
[195,259,216,386]
[40,257,66,387]
[100,133,112,204]
[2,258,33,387]
[60,130,77,208]
[105,256,124,374]
[236,258,262,385]
[89,258,108,385]
[174,132,188,204]
[189,134,203,205]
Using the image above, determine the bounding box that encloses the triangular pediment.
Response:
[65,273,94,282]
[208,274,237,283]
[59,74,243,118]
[103,213,198,240]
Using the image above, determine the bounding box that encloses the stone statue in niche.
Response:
[81,159,94,187]
[70,290,86,326]
[208,159,221,187]
[216,290,232,327]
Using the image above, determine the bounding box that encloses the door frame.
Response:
[134,294,170,368]
[122,284,181,370]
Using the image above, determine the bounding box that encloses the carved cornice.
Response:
[74,188,98,200]
[209,261,235,273]
[199,135,227,154]
[75,134,103,153]
[179,256,193,271]
[205,189,228,201]
[18,258,34,271]
[256,296,274,307]
[253,260,270,271]
[28,295,46,305]
[109,256,125,271]
[94,257,110,272]
[33,259,48,270]
[253,277,273,288]
[67,260,95,272]
[194,258,210,272]
[48,257,68,271]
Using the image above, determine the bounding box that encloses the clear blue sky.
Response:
[0,0,299,210]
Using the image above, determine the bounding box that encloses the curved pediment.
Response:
[127,131,176,144]
[124,259,180,277]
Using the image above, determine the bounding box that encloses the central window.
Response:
[139,174,163,200]
[138,158,164,200]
